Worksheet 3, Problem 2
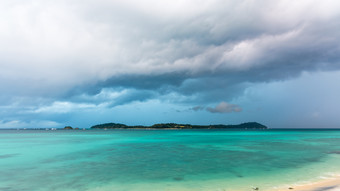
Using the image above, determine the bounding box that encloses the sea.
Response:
[1,129,340,191]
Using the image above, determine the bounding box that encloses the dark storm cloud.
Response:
[71,1,340,106]
[1,0,340,110]
[101,73,187,91]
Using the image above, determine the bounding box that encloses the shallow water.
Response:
[1,129,340,191]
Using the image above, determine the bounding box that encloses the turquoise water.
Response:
[1,129,340,191]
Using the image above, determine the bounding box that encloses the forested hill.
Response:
[90,122,267,129]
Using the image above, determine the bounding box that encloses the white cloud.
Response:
[31,101,98,114]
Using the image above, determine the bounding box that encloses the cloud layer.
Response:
[1,0,340,127]
[2,1,340,98]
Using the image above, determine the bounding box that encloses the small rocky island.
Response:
[64,126,73,130]
[90,122,267,130]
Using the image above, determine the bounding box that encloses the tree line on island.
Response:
[88,122,267,130]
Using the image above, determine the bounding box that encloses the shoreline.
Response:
[274,175,340,191]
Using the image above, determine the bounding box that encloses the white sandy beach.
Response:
[275,177,340,191]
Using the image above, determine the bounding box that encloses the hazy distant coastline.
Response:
[90,122,267,130]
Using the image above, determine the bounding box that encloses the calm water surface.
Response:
[1,129,340,191]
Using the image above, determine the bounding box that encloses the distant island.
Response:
[90,122,267,130]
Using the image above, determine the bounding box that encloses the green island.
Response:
[90,122,267,130]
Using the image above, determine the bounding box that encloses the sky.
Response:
[1,0,340,129]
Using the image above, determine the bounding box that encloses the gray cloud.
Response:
[191,106,205,111]
[1,0,340,112]
[207,102,242,113]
